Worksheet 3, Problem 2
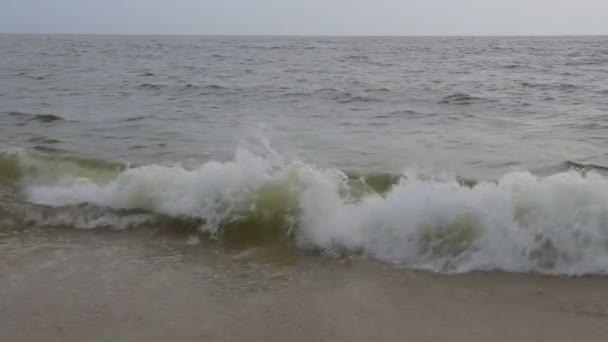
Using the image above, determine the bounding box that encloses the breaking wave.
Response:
[2,147,608,275]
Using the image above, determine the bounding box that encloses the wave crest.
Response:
[3,149,608,275]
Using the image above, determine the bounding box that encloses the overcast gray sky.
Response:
[2,0,607,36]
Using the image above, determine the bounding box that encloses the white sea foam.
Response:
[20,148,608,275]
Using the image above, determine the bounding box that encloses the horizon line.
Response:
[1,32,607,38]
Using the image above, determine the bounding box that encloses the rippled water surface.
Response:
[1,35,607,175]
[2,35,608,276]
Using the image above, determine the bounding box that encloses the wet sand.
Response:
[1,229,607,342]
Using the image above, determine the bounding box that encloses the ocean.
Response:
[1,35,608,341]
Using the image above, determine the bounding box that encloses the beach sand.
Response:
[1,228,607,342]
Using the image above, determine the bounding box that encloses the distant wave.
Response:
[203,84,230,91]
[5,111,66,123]
[365,87,391,93]
[502,64,524,69]
[374,110,420,119]
[278,88,382,104]
[339,55,395,67]
[439,93,480,105]
[137,83,167,90]
[136,83,233,95]
[520,81,580,91]
[122,116,148,122]
[26,136,62,145]
[334,94,380,104]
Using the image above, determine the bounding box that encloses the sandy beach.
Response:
[2,228,607,342]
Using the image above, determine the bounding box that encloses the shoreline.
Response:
[2,229,607,342]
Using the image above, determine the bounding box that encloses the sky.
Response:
[2,0,607,36]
